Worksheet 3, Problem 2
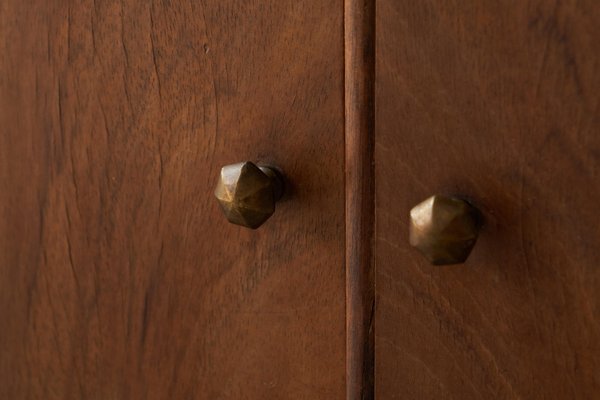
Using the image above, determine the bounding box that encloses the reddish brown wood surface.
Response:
[376,1,600,399]
[0,1,346,399]
[344,0,375,399]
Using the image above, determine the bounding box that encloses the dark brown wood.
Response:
[376,1,600,398]
[0,1,346,399]
[345,0,376,399]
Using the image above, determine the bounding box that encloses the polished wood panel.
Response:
[376,1,600,398]
[344,0,375,399]
[0,1,345,399]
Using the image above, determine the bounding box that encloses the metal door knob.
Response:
[409,195,482,265]
[214,161,284,229]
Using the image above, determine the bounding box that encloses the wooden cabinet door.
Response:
[0,2,346,399]
[375,1,599,398]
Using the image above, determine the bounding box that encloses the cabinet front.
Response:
[375,1,600,398]
[0,2,346,399]
[2,1,599,399]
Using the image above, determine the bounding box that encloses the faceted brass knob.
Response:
[214,161,284,229]
[409,195,482,265]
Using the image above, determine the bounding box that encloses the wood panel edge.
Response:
[344,0,375,399]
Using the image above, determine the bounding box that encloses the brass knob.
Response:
[214,161,284,229]
[409,195,482,265]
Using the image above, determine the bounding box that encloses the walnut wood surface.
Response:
[0,1,345,399]
[376,1,600,398]
[344,0,375,399]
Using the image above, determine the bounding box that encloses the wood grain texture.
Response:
[376,1,600,399]
[344,0,375,399]
[0,1,346,399]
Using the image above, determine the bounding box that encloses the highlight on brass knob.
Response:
[214,161,284,229]
[409,195,482,265]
